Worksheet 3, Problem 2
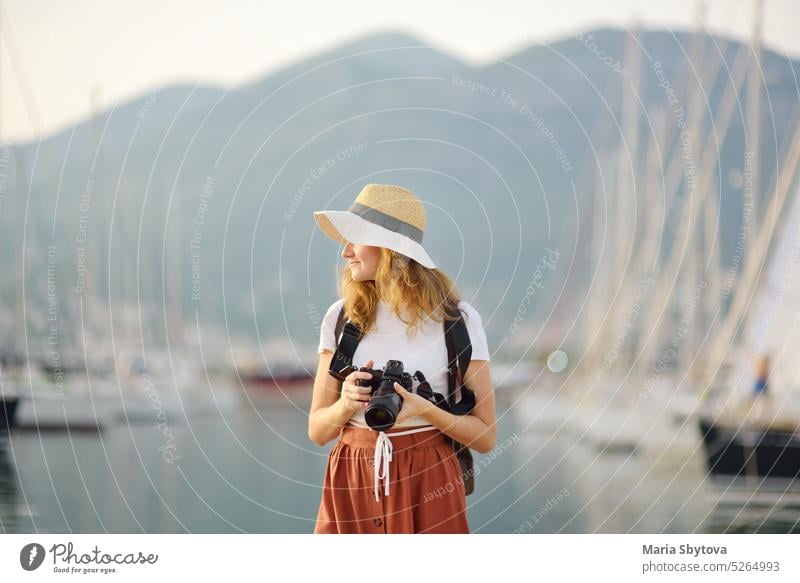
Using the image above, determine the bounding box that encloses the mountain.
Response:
[4,28,799,360]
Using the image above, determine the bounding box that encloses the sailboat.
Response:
[698,169,800,494]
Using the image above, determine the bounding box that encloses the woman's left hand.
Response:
[393,382,434,424]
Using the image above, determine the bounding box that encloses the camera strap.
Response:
[328,311,363,382]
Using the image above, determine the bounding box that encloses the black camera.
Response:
[355,359,413,431]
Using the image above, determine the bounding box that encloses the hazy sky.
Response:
[3,0,799,143]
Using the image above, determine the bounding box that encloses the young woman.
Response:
[308,183,496,534]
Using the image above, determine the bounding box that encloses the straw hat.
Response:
[313,183,436,268]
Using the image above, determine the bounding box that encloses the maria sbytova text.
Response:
[644,545,727,557]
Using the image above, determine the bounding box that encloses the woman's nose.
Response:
[341,242,353,258]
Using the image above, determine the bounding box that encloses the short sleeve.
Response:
[318,299,345,354]
[458,301,490,361]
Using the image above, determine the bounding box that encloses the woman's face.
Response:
[341,241,380,281]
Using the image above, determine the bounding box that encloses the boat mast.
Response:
[701,126,800,394]
[168,184,184,348]
[88,86,102,330]
[747,0,764,230]
[635,35,752,383]
[1,4,24,365]
[592,25,641,380]
[738,0,765,347]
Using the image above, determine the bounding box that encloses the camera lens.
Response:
[363,359,404,431]
[365,404,396,432]
[372,409,390,423]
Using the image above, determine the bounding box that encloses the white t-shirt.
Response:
[318,299,490,428]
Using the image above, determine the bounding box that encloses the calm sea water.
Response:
[1,388,798,533]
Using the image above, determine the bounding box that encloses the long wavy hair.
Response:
[338,247,463,338]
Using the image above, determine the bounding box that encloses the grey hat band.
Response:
[348,201,424,243]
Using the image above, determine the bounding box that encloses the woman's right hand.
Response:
[340,359,375,414]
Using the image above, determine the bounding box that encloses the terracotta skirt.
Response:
[314,424,470,534]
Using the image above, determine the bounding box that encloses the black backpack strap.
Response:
[443,303,477,496]
[444,303,476,415]
[334,304,348,341]
[328,304,364,382]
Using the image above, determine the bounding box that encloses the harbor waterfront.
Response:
[1,381,796,534]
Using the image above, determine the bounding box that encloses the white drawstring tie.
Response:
[374,431,393,501]
[369,425,439,501]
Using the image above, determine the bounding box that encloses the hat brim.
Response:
[314,210,436,269]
